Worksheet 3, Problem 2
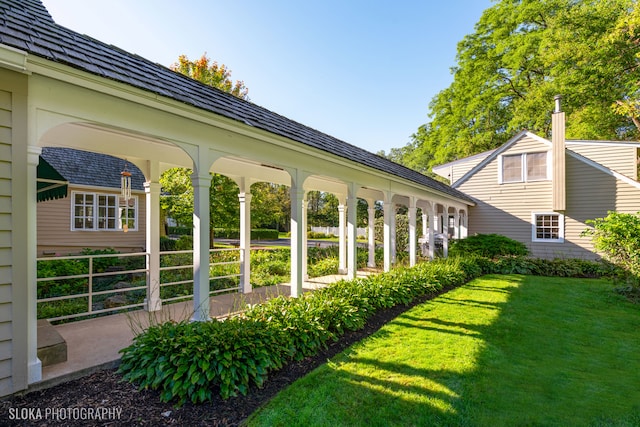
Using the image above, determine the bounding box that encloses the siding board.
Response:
[568,144,637,179]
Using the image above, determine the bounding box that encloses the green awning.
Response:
[37,157,68,202]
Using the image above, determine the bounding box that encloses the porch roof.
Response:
[0,0,473,204]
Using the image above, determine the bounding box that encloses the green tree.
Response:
[398,0,639,174]
[170,53,249,100]
[162,53,246,235]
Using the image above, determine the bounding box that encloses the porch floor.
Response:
[37,272,372,389]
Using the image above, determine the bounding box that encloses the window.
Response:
[500,152,548,183]
[502,154,523,182]
[532,212,564,243]
[72,191,137,231]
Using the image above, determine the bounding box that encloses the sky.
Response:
[41,0,494,155]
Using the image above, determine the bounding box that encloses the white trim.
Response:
[566,140,640,148]
[531,212,564,243]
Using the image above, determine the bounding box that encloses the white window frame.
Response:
[71,191,138,232]
[498,152,549,183]
[531,212,564,243]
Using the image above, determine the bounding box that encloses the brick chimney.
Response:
[552,95,566,212]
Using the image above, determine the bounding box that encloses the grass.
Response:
[246,275,640,426]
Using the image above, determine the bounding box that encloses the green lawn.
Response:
[246,275,640,426]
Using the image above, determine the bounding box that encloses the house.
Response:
[433,100,640,259]
[37,147,146,256]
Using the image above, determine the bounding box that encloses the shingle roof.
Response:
[41,147,145,191]
[1,0,473,204]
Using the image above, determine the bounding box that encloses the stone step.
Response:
[37,320,67,367]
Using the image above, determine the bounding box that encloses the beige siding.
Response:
[564,155,640,259]
[0,85,12,395]
[37,187,146,255]
[568,144,637,179]
[461,134,640,259]
[434,151,493,185]
[0,69,27,397]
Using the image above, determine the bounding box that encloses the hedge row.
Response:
[118,255,611,405]
[166,227,280,240]
[212,228,279,240]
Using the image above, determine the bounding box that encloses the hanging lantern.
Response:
[121,161,132,233]
[121,162,132,202]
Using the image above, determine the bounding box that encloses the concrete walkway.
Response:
[36,272,372,390]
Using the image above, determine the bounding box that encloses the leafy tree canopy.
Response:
[170,53,249,100]
[393,0,640,175]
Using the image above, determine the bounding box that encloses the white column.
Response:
[453,208,460,240]
[367,201,376,268]
[421,210,428,257]
[346,185,357,279]
[428,204,435,260]
[338,201,347,274]
[290,183,305,297]
[408,199,417,267]
[302,193,308,280]
[422,211,428,239]
[461,211,468,238]
[390,205,397,265]
[191,173,212,322]
[144,179,162,311]
[27,147,42,384]
[442,205,449,258]
[383,201,392,272]
[238,191,252,293]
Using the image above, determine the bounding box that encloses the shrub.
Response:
[212,228,279,240]
[160,236,176,251]
[167,226,192,236]
[119,318,286,404]
[582,211,640,276]
[449,234,529,258]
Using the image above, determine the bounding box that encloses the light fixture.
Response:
[121,161,132,233]
[121,161,132,202]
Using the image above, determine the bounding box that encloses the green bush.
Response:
[167,226,192,236]
[582,211,640,299]
[119,318,286,404]
[212,228,279,240]
[119,257,476,404]
[175,235,193,251]
[308,231,335,239]
[160,236,176,251]
[449,234,529,258]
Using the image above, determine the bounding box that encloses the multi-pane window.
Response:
[72,191,137,231]
[532,213,564,242]
[500,152,548,183]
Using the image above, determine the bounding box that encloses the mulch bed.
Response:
[0,294,438,427]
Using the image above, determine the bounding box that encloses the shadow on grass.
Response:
[248,275,640,427]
